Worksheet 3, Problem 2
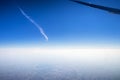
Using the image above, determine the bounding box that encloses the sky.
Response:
[0,0,120,47]
[0,1,120,79]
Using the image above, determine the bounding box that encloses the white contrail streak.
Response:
[18,7,48,41]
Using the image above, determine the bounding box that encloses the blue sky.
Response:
[0,0,120,47]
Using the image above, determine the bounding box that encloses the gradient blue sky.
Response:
[0,0,120,47]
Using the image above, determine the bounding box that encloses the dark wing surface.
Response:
[71,0,120,14]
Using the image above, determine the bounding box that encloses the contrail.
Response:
[18,7,48,41]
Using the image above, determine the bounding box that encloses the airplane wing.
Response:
[70,0,120,14]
